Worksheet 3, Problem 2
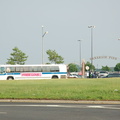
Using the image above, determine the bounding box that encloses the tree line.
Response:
[6,47,64,65]
[5,47,120,72]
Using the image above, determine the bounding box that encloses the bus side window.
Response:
[6,68,11,73]
[6,67,15,73]
[10,67,15,72]
[32,66,42,72]
[50,66,59,72]
[16,67,23,72]
[42,66,50,72]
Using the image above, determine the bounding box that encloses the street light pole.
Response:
[78,40,82,67]
[88,26,95,70]
[42,25,48,64]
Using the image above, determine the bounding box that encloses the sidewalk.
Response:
[0,99,120,104]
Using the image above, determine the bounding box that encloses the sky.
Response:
[0,0,120,68]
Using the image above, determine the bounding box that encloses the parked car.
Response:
[98,71,109,78]
[102,73,120,78]
[68,74,78,78]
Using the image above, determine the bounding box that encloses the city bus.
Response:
[0,64,67,80]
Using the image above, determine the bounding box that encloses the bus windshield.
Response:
[0,67,5,74]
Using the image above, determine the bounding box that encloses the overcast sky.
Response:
[0,0,120,68]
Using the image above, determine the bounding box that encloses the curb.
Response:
[0,99,120,104]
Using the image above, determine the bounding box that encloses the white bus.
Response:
[0,64,67,80]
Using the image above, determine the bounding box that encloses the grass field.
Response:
[0,78,120,100]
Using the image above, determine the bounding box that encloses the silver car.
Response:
[98,71,108,78]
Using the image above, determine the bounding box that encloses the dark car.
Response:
[102,73,120,78]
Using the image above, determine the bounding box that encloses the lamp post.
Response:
[42,25,48,64]
[78,40,82,67]
[88,26,95,70]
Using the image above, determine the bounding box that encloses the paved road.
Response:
[0,102,120,120]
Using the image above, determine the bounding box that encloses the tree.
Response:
[85,61,95,71]
[101,66,111,71]
[114,63,120,72]
[68,63,79,72]
[46,49,64,64]
[6,47,28,65]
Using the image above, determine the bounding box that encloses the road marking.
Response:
[87,105,120,110]
[46,105,60,107]
[0,104,120,110]
[0,112,7,114]
[87,106,105,108]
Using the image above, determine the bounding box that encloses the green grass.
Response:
[0,78,120,100]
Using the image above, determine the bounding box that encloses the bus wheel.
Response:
[52,75,58,79]
[7,77,14,80]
